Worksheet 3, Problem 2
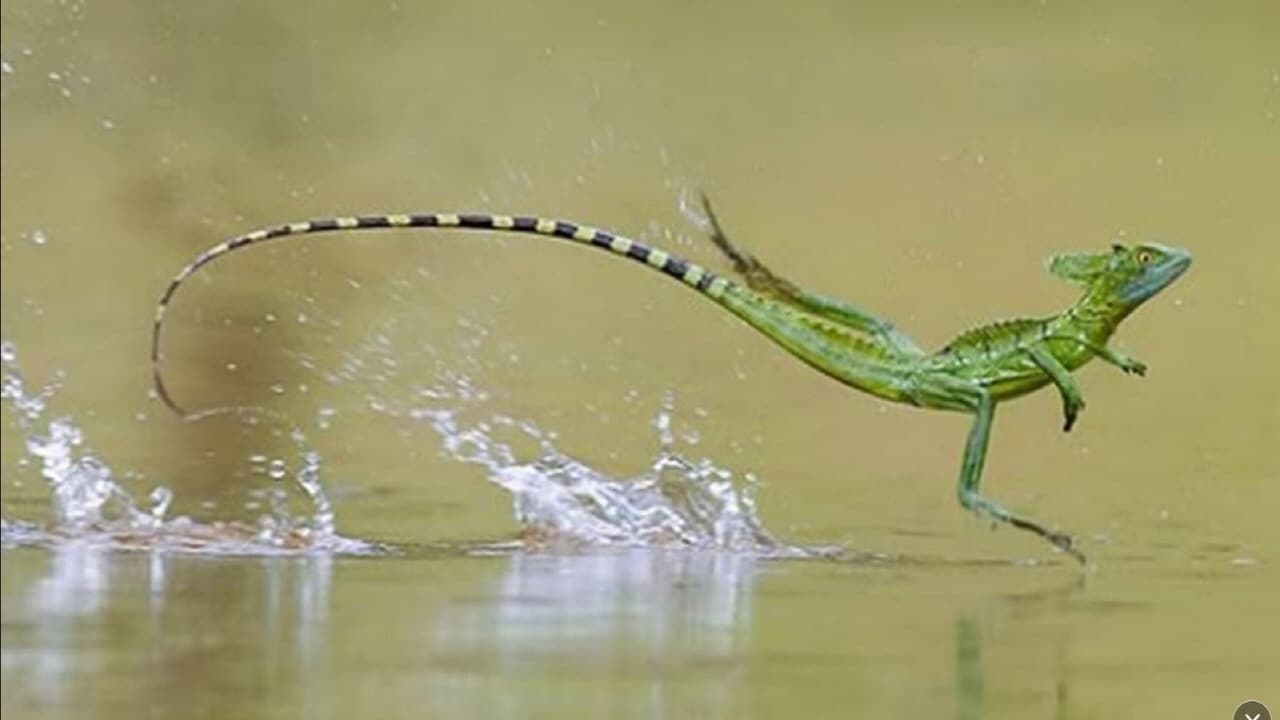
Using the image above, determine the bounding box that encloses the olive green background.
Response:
[2,2,1277,718]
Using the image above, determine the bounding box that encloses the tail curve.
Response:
[150,213,735,416]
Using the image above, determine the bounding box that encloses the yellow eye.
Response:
[1137,251,1153,264]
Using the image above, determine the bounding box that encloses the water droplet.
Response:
[148,487,173,520]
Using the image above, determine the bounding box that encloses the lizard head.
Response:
[1047,242,1191,308]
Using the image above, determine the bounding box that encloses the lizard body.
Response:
[150,197,1190,562]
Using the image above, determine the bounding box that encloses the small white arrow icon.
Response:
[1246,714,1261,720]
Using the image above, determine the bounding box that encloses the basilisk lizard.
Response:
[150,195,1190,562]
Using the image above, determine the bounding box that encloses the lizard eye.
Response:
[1137,250,1153,264]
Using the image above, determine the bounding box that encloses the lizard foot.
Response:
[1062,401,1085,432]
[1123,360,1148,376]
[1009,516,1087,565]
[1046,531,1086,564]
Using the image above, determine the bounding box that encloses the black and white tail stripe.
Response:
[152,212,732,415]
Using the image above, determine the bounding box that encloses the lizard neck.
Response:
[1065,286,1130,342]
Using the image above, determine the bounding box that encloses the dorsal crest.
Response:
[940,317,1047,355]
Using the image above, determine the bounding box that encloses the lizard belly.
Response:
[982,343,1092,400]
[984,372,1054,400]
[962,339,1094,401]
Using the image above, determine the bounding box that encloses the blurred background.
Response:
[2,1,1277,718]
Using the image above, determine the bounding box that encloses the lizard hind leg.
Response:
[696,192,925,357]
[918,373,1086,564]
[698,191,788,293]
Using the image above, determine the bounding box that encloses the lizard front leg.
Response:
[1026,344,1086,432]
[1094,345,1147,376]
[1047,335,1146,376]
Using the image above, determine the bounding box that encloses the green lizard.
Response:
[150,195,1190,563]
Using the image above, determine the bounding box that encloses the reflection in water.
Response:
[428,550,757,718]
[494,552,750,650]
[17,545,111,710]
[3,544,334,719]
[4,542,761,719]
[955,613,984,720]
[953,578,1083,720]
[2,538,1112,719]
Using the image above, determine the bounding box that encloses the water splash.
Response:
[3,321,824,558]
[411,392,814,557]
[0,339,375,556]
[296,309,825,557]
[27,418,156,527]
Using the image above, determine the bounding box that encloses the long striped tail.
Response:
[151,212,736,416]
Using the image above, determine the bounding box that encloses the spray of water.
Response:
[2,329,823,558]
[0,340,372,555]
[411,397,805,555]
